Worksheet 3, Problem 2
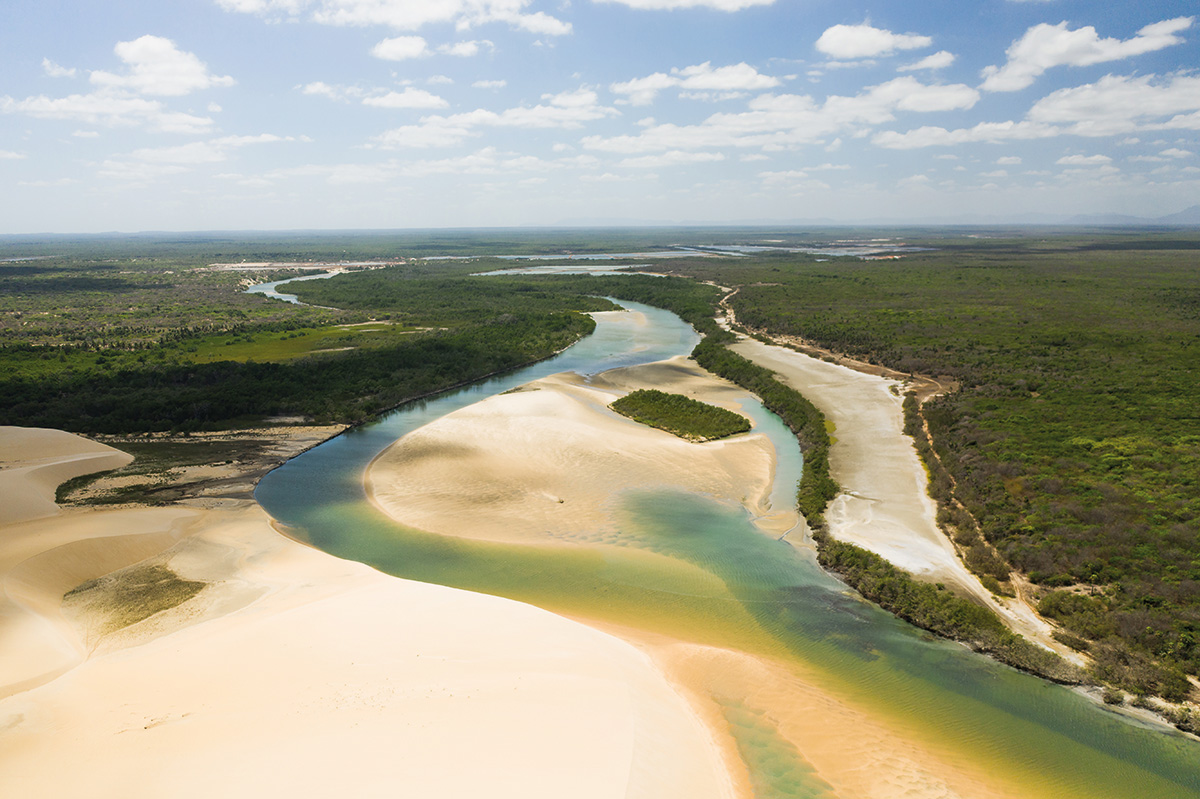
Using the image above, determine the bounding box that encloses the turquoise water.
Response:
[255,300,1200,798]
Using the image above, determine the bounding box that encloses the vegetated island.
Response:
[609,388,751,442]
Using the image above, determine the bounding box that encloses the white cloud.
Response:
[90,35,234,96]
[1,91,215,134]
[873,120,1059,149]
[1028,74,1200,136]
[588,76,977,154]
[371,36,429,60]
[815,23,932,60]
[981,17,1193,92]
[372,88,619,148]
[996,156,1021,164]
[473,80,507,89]
[219,0,571,36]
[611,72,677,106]
[611,62,780,105]
[980,169,1008,177]
[72,130,100,138]
[0,150,26,159]
[363,88,450,109]
[438,40,492,57]
[620,150,725,168]
[42,59,77,78]
[1056,154,1112,165]
[428,75,454,85]
[99,133,291,181]
[592,0,773,9]
[1160,147,1193,158]
[898,50,955,72]
[301,81,344,99]
[875,73,1200,148]
[898,173,933,189]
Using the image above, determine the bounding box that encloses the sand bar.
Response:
[0,428,735,799]
[369,356,790,546]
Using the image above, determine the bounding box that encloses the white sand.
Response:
[369,356,789,546]
[0,428,736,799]
[727,339,1073,657]
[0,426,132,525]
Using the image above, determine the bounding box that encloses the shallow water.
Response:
[255,300,1200,798]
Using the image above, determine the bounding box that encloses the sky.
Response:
[2,0,1199,232]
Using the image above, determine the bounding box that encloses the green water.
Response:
[255,301,1200,798]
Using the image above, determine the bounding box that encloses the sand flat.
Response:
[369,356,787,546]
[0,427,736,799]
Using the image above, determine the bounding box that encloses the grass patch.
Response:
[64,563,206,636]
[610,389,751,442]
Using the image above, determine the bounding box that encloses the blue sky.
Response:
[2,0,1198,232]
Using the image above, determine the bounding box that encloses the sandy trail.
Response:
[0,428,735,799]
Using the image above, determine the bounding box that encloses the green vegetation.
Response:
[611,389,750,442]
[816,536,1082,683]
[64,563,206,636]
[653,231,1200,700]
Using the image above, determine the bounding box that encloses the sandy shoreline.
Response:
[0,428,735,798]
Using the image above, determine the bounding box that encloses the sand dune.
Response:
[0,427,735,799]
[0,426,132,525]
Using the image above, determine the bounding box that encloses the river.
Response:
[254,300,1200,798]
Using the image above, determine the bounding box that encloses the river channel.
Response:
[254,300,1200,798]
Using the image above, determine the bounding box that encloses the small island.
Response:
[610,389,751,442]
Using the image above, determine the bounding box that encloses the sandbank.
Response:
[368,355,792,545]
[0,427,735,799]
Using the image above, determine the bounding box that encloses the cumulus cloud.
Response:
[473,79,507,89]
[372,88,619,148]
[1161,147,1193,158]
[611,62,781,105]
[218,0,571,36]
[1056,154,1111,165]
[981,17,1193,92]
[0,149,26,159]
[875,73,1200,148]
[996,156,1022,164]
[371,35,429,60]
[815,23,932,60]
[89,35,234,96]
[1027,74,1200,136]
[898,51,955,72]
[587,76,977,154]
[620,150,725,168]
[363,88,450,109]
[42,59,77,78]
[1,91,215,134]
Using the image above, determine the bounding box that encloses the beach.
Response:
[0,427,735,799]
